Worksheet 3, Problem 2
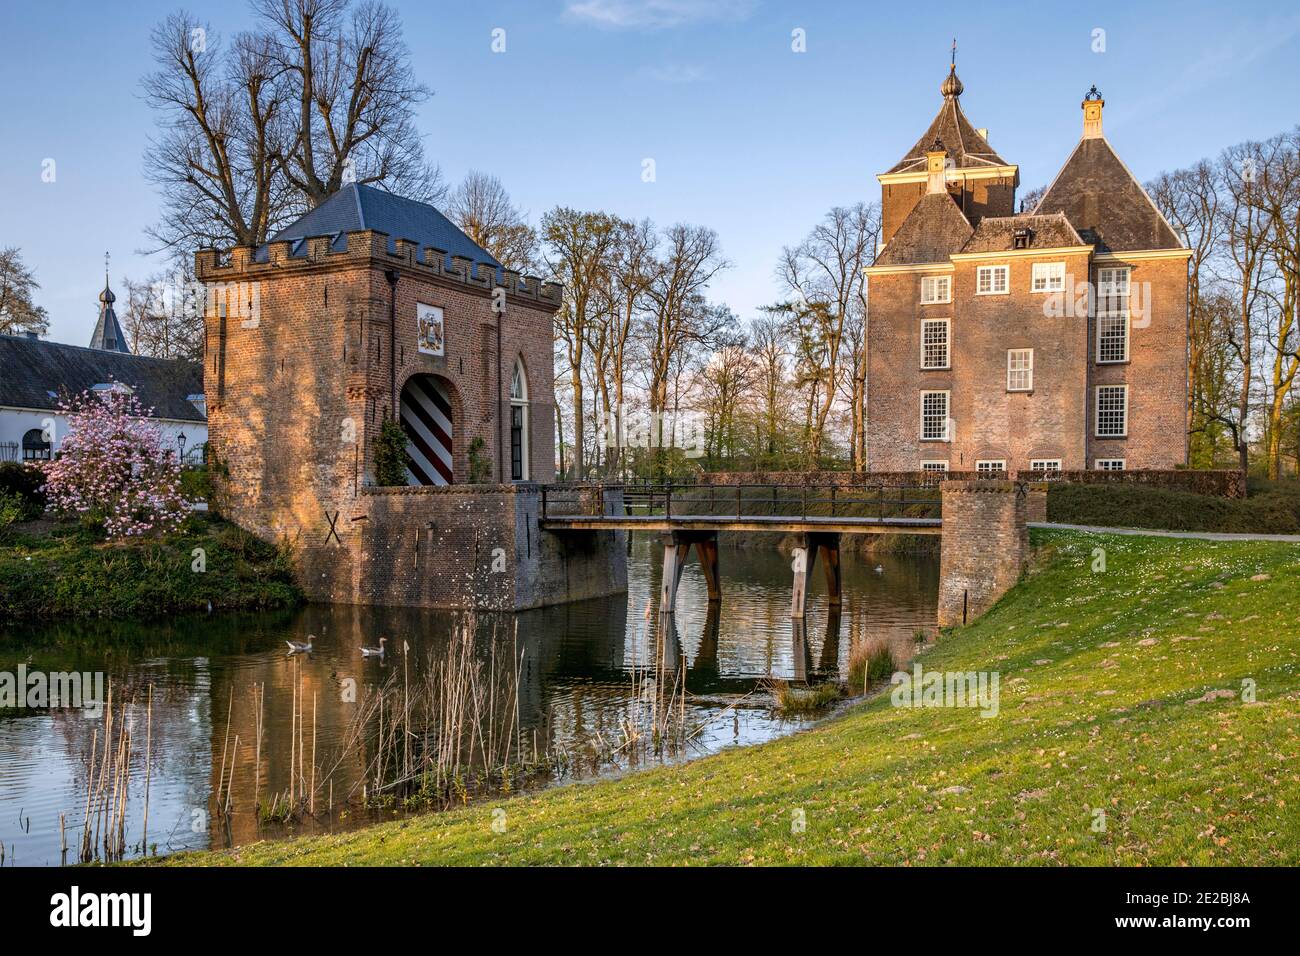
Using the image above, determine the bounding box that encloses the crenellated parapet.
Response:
[195,228,562,308]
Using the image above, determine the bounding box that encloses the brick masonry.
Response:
[196,230,628,609]
[937,480,1029,627]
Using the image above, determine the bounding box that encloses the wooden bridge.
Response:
[540,482,943,619]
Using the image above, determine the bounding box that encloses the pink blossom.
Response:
[41,386,188,539]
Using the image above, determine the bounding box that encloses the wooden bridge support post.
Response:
[790,532,841,619]
[660,531,721,616]
[790,534,816,618]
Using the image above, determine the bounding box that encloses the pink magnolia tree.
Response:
[42,386,188,538]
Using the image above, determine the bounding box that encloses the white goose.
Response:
[286,636,314,654]
[361,636,388,658]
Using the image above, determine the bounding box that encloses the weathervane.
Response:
[951,37,957,70]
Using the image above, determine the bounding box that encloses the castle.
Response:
[197,183,625,610]
[865,68,1191,474]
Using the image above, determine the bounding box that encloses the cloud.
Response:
[637,63,708,83]
[563,0,756,30]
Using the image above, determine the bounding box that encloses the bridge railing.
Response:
[541,481,942,522]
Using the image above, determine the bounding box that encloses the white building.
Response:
[0,277,207,463]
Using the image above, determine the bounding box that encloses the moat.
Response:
[0,535,938,865]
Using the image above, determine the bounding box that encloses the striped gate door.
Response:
[399,374,454,485]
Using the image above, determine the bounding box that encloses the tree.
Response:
[749,312,792,466]
[120,269,205,360]
[1254,129,1300,478]
[542,207,619,479]
[142,1,441,256]
[42,388,187,538]
[1149,161,1222,463]
[695,329,756,466]
[777,203,878,467]
[447,171,537,273]
[642,224,729,451]
[599,218,657,477]
[0,247,49,337]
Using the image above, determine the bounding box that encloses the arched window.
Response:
[22,428,51,461]
[510,358,529,481]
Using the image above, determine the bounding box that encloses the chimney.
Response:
[926,138,948,195]
[1082,85,1104,139]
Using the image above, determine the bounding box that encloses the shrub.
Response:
[42,387,187,538]
[0,461,46,519]
[467,437,491,483]
[769,679,843,716]
[847,638,900,694]
[372,418,410,486]
[1047,481,1300,534]
[179,466,212,502]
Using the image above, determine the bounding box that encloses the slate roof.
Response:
[886,70,1008,175]
[1032,138,1182,253]
[88,279,130,353]
[874,192,973,266]
[259,183,502,279]
[0,334,205,422]
[959,213,1086,254]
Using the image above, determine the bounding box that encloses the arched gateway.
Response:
[399,374,455,485]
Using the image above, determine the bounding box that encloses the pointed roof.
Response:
[1033,137,1182,253]
[261,183,502,279]
[886,67,1008,175]
[88,276,130,353]
[875,192,973,265]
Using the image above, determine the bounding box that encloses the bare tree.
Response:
[642,224,729,446]
[142,1,441,256]
[778,202,878,466]
[542,207,619,479]
[1254,129,1300,478]
[447,170,538,273]
[121,270,205,360]
[1149,161,1222,460]
[1217,140,1272,474]
[749,312,791,465]
[0,247,49,336]
[601,218,658,476]
[695,328,756,466]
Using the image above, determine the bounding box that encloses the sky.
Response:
[2,0,1298,347]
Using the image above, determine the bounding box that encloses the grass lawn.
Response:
[0,514,301,619]
[161,529,1300,866]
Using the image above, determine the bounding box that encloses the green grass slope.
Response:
[162,529,1300,866]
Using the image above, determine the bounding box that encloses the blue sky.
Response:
[2,0,1298,346]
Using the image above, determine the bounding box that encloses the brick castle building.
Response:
[865,67,1191,474]
[198,184,626,610]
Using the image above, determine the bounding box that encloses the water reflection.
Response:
[0,535,936,865]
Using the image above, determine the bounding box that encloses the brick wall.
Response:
[197,233,626,610]
[937,480,1028,626]
[867,250,1190,474]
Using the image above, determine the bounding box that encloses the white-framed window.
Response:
[1096,266,1130,363]
[920,390,949,441]
[510,357,530,481]
[976,459,1007,474]
[921,460,949,473]
[976,265,1009,295]
[1094,458,1126,471]
[920,275,951,304]
[1029,459,1062,472]
[921,319,950,369]
[1031,262,1066,292]
[1095,385,1128,438]
[1006,348,1033,392]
